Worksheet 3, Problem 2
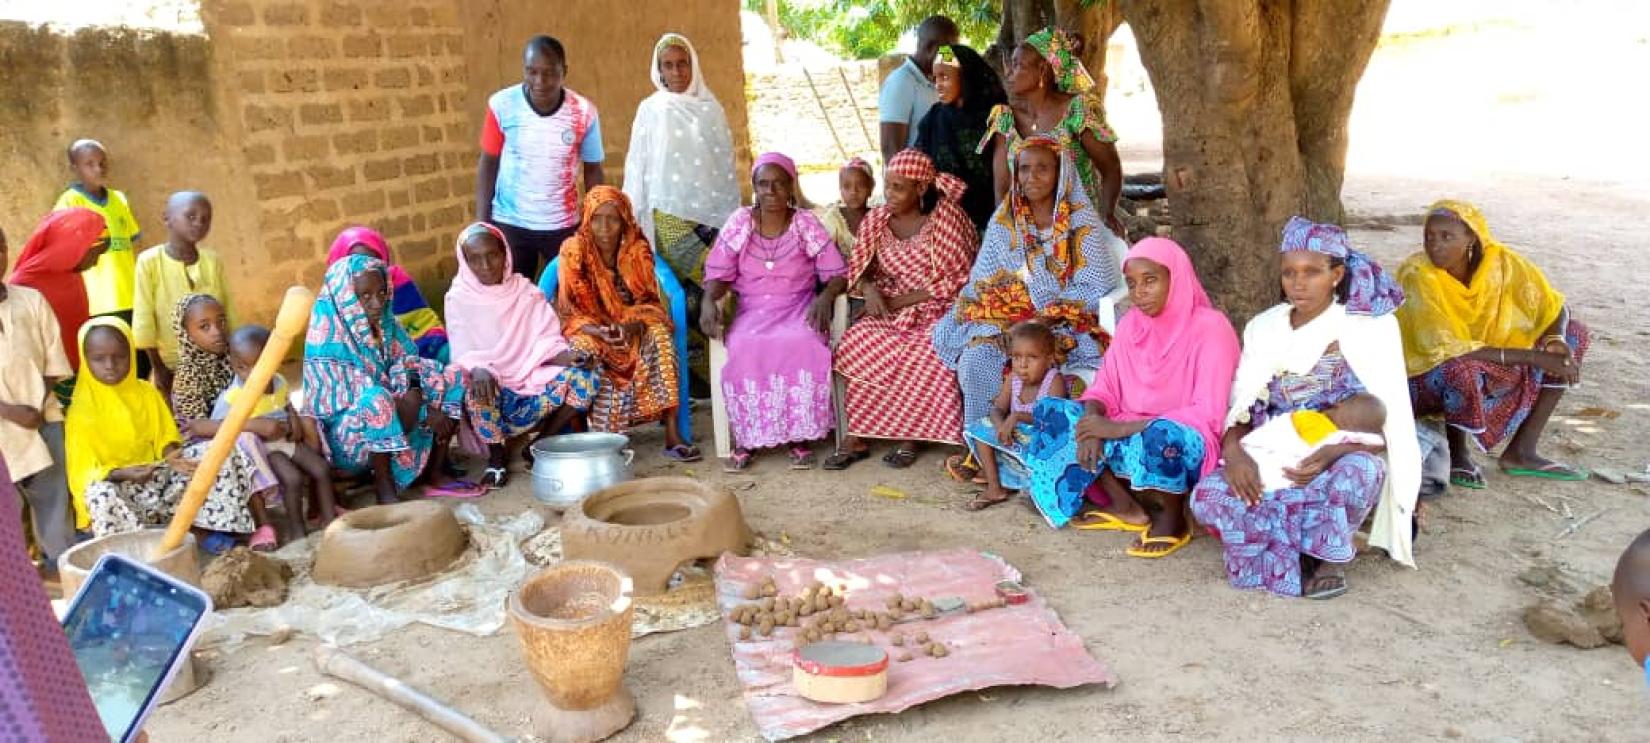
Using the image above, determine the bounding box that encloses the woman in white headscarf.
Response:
[624,33,741,395]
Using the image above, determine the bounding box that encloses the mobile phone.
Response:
[61,553,213,743]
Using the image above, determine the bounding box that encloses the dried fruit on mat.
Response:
[758,618,775,636]
[739,627,752,641]
[929,643,949,658]
[898,652,914,662]
[891,633,905,647]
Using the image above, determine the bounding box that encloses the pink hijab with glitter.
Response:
[1081,237,1239,474]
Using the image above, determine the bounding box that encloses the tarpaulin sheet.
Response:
[714,549,1116,741]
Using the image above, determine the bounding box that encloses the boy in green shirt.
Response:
[52,139,144,373]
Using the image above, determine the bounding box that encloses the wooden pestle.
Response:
[154,286,314,558]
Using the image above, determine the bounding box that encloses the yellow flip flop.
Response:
[1126,531,1192,559]
[1073,509,1149,532]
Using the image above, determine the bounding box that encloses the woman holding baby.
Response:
[1190,218,1421,600]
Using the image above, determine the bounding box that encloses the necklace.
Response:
[751,231,788,271]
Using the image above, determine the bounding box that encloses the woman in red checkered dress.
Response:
[825,149,978,470]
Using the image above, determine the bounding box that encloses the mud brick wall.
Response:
[203,0,475,302]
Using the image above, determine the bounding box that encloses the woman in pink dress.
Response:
[701,152,848,470]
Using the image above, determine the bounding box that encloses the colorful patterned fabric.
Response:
[836,152,976,444]
[933,140,1118,425]
[0,454,108,743]
[7,208,106,370]
[63,317,180,530]
[302,256,468,489]
[1280,216,1404,317]
[168,293,233,422]
[1022,399,1206,529]
[471,367,599,444]
[1410,318,1590,451]
[1024,27,1095,94]
[706,208,846,449]
[964,417,1035,490]
[556,186,674,390]
[586,323,678,432]
[326,226,449,362]
[1192,350,1385,597]
[1394,199,1567,376]
[651,210,715,388]
[979,98,1117,211]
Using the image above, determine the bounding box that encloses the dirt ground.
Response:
[148,9,1650,742]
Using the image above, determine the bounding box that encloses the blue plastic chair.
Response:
[538,256,694,444]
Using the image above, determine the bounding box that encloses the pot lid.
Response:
[530,432,631,456]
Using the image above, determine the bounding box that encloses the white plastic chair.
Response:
[710,294,849,459]
[1095,227,1131,335]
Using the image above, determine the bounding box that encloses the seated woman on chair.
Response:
[700,152,847,471]
[556,186,700,462]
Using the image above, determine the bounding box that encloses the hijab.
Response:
[1082,238,1239,475]
[555,187,670,387]
[1394,199,1566,376]
[169,293,234,422]
[1279,216,1404,316]
[914,44,1006,230]
[327,226,414,289]
[445,222,571,393]
[64,318,180,526]
[302,255,420,419]
[7,208,106,368]
[623,33,741,246]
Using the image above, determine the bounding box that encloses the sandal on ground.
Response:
[789,446,817,470]
[201,531,236,556]
[964,490,1012,511]
[881,448,918,470]
[425,480,486,499]
[441,459,468,479]
[822,448,870,471]
[1304,571,1350,600]
[1072,509,1150,533]
[249,525,278,552]
[1125,530,1192,559]
[481,467,509,490]
[723,448,753,473]
[944,454,980,482]
[1449,465,1487,490]
[1501,461,1588,482]
[662,444,703,463]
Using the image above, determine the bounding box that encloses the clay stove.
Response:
[560,477,751,596]
[312,501,467,588]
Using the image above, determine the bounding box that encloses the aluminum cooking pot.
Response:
[529,432,634,510]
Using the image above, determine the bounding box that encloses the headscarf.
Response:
[0,454,107,743]
[169,293,234,422]
[849,149,975,289]
[64,317,181,527]
[1279,216,1404,317]
[1394,199,1566,376]
[1024,28,1095,95]
[301,255,421,419]
[1082,238,1239,475]
[444,222,572,393]
[556,186,671,388]
[935,139,1118,371]
[6,208,106,369]
[326,226,448,361]
[842,157,876,184]
[624,33,741,247]
[914,44,1007,230]
[752,151,798,180]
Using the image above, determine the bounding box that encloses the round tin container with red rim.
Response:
[792,641,889,703]
[995,580,1030,605]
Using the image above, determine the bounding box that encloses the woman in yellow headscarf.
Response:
[66,317,274,546]
[1396,199,1589,488]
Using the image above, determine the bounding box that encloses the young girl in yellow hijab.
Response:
[66,317,274,550]
[1397,199,1589,488]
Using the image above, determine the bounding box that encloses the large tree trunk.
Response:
[990,0,1056,73]
[1113,0,1388,322]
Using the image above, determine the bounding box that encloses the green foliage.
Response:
[746,0,1003,60]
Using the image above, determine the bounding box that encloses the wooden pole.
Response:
[154,286,314,557]
[315,646,509,743]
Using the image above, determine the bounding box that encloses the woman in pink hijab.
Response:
[444,223,600,488]
[1023,238,1239,558]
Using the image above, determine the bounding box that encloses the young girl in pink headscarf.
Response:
[444,223,599,488]
[1023,238,1240,558]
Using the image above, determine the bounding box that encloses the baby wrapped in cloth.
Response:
[1242,394,1386,492]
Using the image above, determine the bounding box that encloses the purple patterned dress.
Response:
[1190,349,1387,597]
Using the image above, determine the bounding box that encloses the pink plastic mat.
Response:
[714,549,1116,740]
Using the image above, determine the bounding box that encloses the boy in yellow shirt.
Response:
[53,139,144,371]
[132,192,233,394]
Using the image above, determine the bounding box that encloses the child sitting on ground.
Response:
[1241,392,1386,492]
[202,326,337,543]
[963,321,1068,511]
[53,140,142,347]
[133,192,232,396]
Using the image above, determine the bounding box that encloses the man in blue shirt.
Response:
[878,15,960,164]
